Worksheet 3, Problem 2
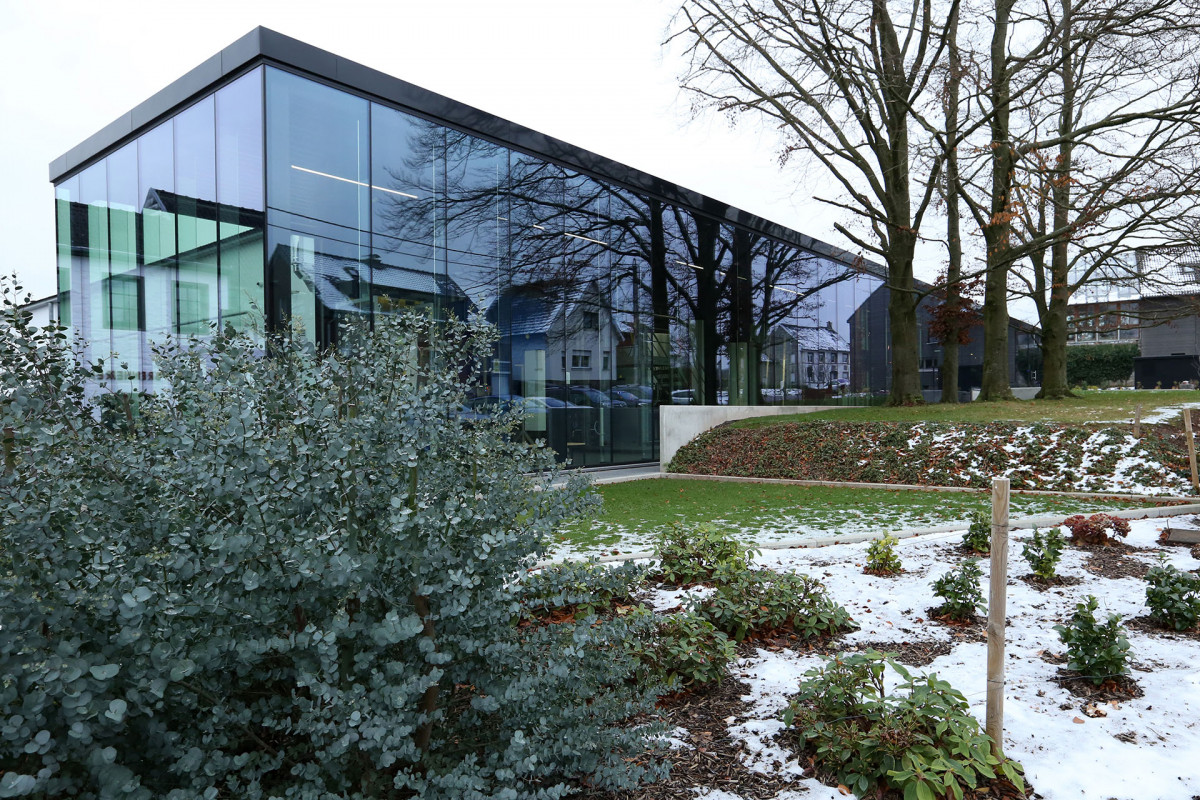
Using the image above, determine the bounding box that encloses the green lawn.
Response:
[729,389,1198,428]
[553,477,1169,557]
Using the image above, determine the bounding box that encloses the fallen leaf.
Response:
[1073,716,1085,724]
[837,785,852,796]
[1083,703,1107,718]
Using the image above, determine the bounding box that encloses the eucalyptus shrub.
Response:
[0,295,665,799]
[519,559,646,618]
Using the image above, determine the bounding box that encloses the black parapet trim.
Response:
[50,26,882,276]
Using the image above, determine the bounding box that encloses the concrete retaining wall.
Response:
[658,405,835,470]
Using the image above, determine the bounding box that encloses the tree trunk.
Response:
[940,0,963,404]
[979,0,1017,401]
[887,232,925,405]
[1038,293,1073,397]
[1039,0,1077,400]
[874,0,925,406]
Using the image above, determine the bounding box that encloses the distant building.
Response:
[848,283,1041,398]
[20,295,60,329]
[1067,248,1200,386]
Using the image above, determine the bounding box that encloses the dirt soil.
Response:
[580,679,795,800]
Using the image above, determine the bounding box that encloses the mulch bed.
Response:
[1052,670,1144,704]
[1017,573,1083,590]
[1039,651,1145,703]
[837,639,954,666]
[1125,613,1200,642]
[579,679,800,800]
[734,625,852,656]
[1080,547,1152,580]
[924,607,989,643]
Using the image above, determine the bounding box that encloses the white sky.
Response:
[1,0,966,313]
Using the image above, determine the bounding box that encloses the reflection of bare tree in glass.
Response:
[373,121,853,405]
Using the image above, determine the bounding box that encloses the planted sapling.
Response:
[864,533,903,576]
[1144,561,1200,631]
[932,559,985,621]
[1022,527,1065,582]
[962,510,991,554]
[1054,595,1131,684]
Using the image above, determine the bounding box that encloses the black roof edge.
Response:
[50,26,883,277]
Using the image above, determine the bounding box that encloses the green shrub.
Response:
[962,511,991,553]
[689,569,855,642]
[1144,563,1200,631]
[1066,343,1138,387]
[520,559,645,618]
[1062,513,1130,545]
[651,521,758,585]
[864,533,903,575]
[932,560,986,621]
[1054,595,1131,685]
[0,298,666,798]
[783,651,1025,800]
[1021,527,1065,581]
[629,610,737,690]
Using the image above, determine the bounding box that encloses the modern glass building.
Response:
[51,27,894,468]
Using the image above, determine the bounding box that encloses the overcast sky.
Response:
[1,0,957,311]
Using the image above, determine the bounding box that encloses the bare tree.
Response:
[1004,0,1200,397]
[948,0,1200,399]
[674,0,956,405]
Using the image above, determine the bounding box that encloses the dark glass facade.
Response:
[52,31,893,467]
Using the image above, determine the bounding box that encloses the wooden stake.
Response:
[986,477,1010,758]
[1133,404,1142,439]
[1185,411,1198,494]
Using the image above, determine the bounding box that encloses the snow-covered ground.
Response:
[648,518,1200,799]
[1141,401,1200,425]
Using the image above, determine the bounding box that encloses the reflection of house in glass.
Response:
[52,27,905,467]
[763,322,850,398]
[487,282,621,397]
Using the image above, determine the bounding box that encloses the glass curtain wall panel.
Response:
[266,67,370,344]
[105,142,146,388]
[605,185,657,462]
[53,175,78,329]
[138,120,177,346]
[370,104,444,321]
[216,68,265,331]
[174,97,219,337]
[77,162,108,380]
[444,129,509,397]
[662,206,703,406]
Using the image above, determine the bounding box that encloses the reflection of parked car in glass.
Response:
[671,389,695,405]
[568,385,627,408]
[609,388,647,407]
[613,384,653,403]
[522,396,587,411]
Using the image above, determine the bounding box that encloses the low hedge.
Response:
[667,420,1189,493]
